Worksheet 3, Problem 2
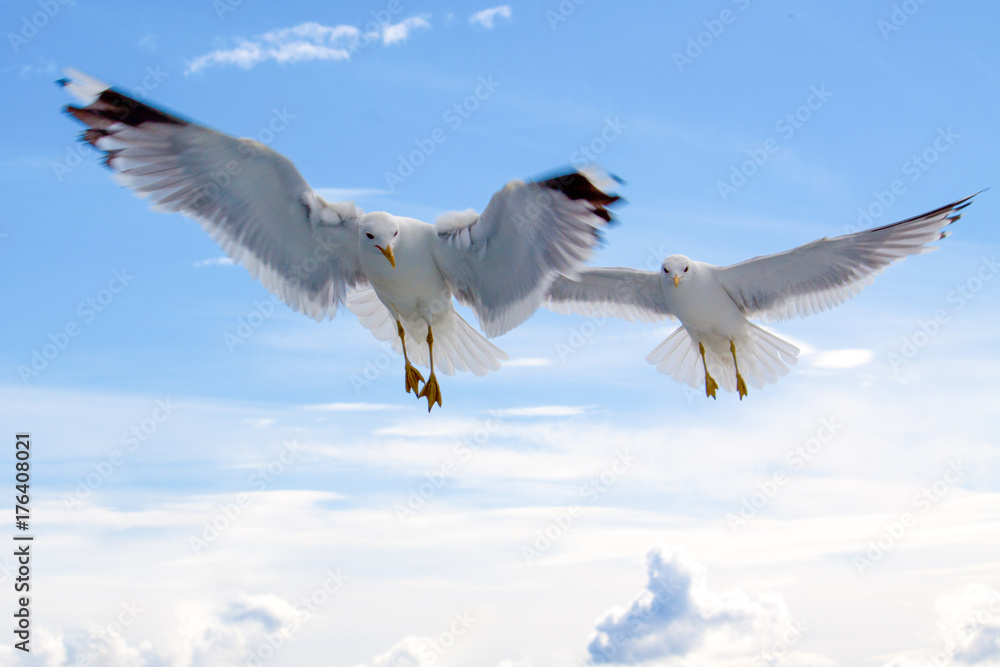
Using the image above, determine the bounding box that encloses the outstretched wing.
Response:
[546,268,672,323]
[432,170,621,337]
[715,194,977,322]
[60,68,365,321]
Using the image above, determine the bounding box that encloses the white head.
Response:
[360,213,400,268]
[661,255,693,288]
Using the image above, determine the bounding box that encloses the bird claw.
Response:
[736,373,748,400]
[704,374,719,400]
[404,362,425,395]
[418,373,442,412]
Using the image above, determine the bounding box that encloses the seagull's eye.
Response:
[365,232,374,240]
[683,267,689,272]
[393,231,398,237]
[663,268,669,273]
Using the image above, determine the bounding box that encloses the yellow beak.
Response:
[673,275,681,288]
[378,245,396,268]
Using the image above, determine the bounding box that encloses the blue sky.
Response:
[2,1,999,665]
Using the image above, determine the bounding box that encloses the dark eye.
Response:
[365,232,374,239]
[683,267,689,272]
[393,231,398,237]
[663,268,669,273]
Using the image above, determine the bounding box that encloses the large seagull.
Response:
[60,69,620,411]
[547,195,977,399]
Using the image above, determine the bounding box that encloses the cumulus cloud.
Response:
[353,635,437,667]
[470,5,512,29]
[41,591,304,666]
[882,584,1000,667]
[186,18,430,74]
[382,16,432,45]
[587,549,832,666]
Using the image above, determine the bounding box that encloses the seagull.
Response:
[547,195,977,399]
[59,69,620,411]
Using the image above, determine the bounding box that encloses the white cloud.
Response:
[186,18,430,74]
[193,256,235,268]
[353,635,437,667]
[39,591,301,667]
[882,584,1000,667]
[303,402,399,412]
[382,16,432,46]
[588,549,833,666]
[805,348,874,369]
[470,5,512,29]
[503,357,553,368]
[497,405,588,417]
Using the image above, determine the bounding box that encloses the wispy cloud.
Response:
[193,256,235,268]
[382,16,432,45]
[497,405,588,417]
[186,19,430,74]
[303,402,399,412]
[503,357,552,368]
[470,5,512,29]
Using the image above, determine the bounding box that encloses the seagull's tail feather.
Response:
[645,324,798,394]
[346,288,508,377]
[737,324,799,390]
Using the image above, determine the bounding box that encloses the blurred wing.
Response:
[61,68,364,321]
[716,194,977,322]
[546,268,671,323]
[432,170,621,337]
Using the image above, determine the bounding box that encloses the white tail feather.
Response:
[646,324,799,394]
[346,288,508,376]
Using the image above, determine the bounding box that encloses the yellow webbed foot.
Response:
[417,373,442,412]
[735,373,747,400]
[704,373,719,400]
[404,362,424,396]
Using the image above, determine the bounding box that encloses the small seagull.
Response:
[547,195,977,399]
[59,68,620,411]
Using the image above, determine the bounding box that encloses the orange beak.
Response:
[672,275,681,288]
[377,245,396,268]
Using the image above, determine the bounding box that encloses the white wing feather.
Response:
[545,268,672,323]
[432,172,620,337]
[716,195,976,322]
[62,70,365,321]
